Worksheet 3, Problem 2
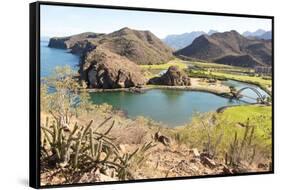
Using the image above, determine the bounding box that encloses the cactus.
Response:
[225,118,257,167]
[41,113,155,181]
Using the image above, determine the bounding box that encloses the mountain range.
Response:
[243,29,272,40]
[175,30,272,67]
[163,30,218,50]
[163,29,271,50]
[48,27,272,87]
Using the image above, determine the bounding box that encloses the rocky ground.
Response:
[40,108,269,185]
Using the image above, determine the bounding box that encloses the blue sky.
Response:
[41,5,272,38]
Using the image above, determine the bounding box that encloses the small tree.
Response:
[41,66,91,128]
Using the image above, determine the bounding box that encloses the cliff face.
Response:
[79,47,146,89]
[176,30,272,68]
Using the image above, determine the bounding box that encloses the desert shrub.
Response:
[176,108,272,167]
[41,66,92,127]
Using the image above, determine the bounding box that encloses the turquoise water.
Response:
[40,40,79,77]
[90,89,242,126]
[41,40,268,126]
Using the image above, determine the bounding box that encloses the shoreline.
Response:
[86,77,271,97]
[87,83,232,98]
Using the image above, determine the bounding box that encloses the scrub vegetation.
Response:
[40,66,272,185]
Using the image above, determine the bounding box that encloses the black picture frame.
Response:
[29,1,274,189]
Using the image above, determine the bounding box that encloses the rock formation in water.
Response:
[79,47,146,88]
[148,66,191,86]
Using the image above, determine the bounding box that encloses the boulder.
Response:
[80,47,146,89]
[148,66,191,86]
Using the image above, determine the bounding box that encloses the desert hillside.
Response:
[175,30,272,68]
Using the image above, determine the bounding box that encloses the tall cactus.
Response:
[41,114,155,181]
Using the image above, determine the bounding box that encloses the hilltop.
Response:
[49,27,174,65]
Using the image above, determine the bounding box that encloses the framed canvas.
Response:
[29,1,274,188]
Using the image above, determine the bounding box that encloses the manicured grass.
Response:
[219,105,272,131]
[209,71,272,87]
[189,61,244,69]
[218,105,272,146]
[140,58,187,70]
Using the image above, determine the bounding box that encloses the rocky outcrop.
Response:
[79,47,146,89]
[48,32,104,51]
[148,66,191,86]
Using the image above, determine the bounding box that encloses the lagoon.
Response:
[90,89,243,126]
[41,40,269,126]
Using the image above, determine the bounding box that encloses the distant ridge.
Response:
[162,30,219,50]
[242,29,272,40]
[175,30,272,68]
[243,29,266,37]
[163,31,205,50]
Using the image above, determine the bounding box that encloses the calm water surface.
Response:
[40,40,79,77]
[90,89,242,126]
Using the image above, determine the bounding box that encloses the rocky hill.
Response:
[49,27,174,88]
[49,27,174,65]
[175,30,272,67]
[98,27,174,65]
[48,32,104,50]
